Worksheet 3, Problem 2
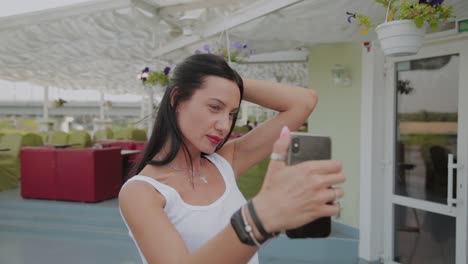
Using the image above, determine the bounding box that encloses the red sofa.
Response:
[100,140,136,150]
[21,147,58,200]
[21,147,122,202]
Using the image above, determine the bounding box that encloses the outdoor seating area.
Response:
[0,128,147,194]
[21,147,122,202]
[1,0,468,263]
[0,132,43,191]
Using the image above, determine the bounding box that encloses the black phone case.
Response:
[285,217,331,238]
[286,133,332,239]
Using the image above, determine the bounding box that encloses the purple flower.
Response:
[203,44,210,52]
[242,44,248,49]
[419,0,444,6]
[163,66,171,75]
[194,49,201,54]
[346,12,356,24]
[232,41,243,51]
[142,67,149,73]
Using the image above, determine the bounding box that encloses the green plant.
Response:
[51,98,67,108]
[195,40,255,63]
[137,66,171,86]
[146,71,170,86]
[348,0,453,35]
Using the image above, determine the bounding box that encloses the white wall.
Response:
[308,43,362,228]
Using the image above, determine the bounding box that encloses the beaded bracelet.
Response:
[241,205,262,247]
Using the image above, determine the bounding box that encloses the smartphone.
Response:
[286,132,332,239]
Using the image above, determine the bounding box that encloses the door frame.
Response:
[382,35,468,264]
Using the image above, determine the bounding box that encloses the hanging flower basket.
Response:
[137,66,171,87]
[194,31,255,63]
[347,0,453,57]
[50,98,67,108]
[375,20,426,57]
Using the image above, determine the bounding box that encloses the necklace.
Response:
[166,162,208,184]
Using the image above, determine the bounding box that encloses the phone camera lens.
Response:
[292,138,300,153]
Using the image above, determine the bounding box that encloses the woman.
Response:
[119,54,345,264]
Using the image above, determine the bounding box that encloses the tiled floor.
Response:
[0,187,358,264]
[0,232,140,264]
[0,188,140,264]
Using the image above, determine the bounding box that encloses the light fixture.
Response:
[179,16,196,36]
[331,64,352,86]
[179,10,202,36]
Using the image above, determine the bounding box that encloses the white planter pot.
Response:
[375,20,425,57]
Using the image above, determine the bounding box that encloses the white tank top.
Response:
[120,153,259,264]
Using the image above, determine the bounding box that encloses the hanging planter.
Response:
[194,30,255,63]
[347,0,453,57]
[50,98,67,108]
[375,20,425,57]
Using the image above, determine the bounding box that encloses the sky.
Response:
[0,80,142,102]
[398,55,458,113]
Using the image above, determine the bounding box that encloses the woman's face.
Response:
[176,76,241,154]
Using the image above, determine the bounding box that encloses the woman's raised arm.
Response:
[221,79,318,176]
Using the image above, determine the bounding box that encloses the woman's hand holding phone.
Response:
[252,127,345,237]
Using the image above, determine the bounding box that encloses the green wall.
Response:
[308,43,361,228]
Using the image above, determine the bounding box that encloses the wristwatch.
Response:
[230,208,256,246]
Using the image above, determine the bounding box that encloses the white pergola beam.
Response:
[159,0,233,16]
[0,0,133,30]
[152,0,304,57]
[243,49,309,63]
[155,0,207,7]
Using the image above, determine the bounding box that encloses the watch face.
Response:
[230,208,255,246]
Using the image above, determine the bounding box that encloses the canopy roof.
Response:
[1,0,467,94]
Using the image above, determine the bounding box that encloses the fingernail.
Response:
[280,126,289,138]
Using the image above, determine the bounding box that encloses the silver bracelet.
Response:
[241,205,262,247]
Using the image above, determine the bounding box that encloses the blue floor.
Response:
[0,187,358,264]
[0,188,140,264]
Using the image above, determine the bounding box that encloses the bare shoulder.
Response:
[118,175,191,262]
[119,180,166,210]
[119,163,178,210]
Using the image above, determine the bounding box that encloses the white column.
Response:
[39,86,54,132]
[140,94,146,120]
[135,93,147,130]
[43,86,49,120]
[359,41,386,263]
[100,91,105,120]
[147,87,155,136]
[93,90,112,134]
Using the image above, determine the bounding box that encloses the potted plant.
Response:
[348,0,453,56]
[195,40,255,63]
[51,98,67,108]
[137,66,171,87]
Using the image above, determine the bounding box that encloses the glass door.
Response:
[383,38,468,264]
